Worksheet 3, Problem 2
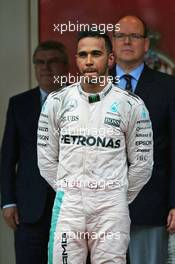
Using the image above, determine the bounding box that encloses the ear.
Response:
[144,37,150,53]
[108,52,115,68]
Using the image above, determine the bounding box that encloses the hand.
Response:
[2,206,20,230]
[167,208,175,233]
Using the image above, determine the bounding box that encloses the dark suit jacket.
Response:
[110,64,175,225]
[0,87,55,223]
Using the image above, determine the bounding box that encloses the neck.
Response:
[81,76,108,93]
[81,83,103,93]
[117,61,143,73]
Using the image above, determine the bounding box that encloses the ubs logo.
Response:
[61,115,79,122]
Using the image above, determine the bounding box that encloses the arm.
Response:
[0,98,19,207]
[126,101,154,204]
[37,94,60,191]
[0,98,20,228]
[167,84,175,233]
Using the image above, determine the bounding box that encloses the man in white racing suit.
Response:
[37,30,153,264]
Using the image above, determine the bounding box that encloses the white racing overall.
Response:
[37,82,153,264]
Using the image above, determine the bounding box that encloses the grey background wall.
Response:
[0,1,38,263]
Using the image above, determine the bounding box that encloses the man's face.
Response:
[113,16,149,68]
[76,37,114,85]
[34,49,68,92]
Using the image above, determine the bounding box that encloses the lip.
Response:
[84,71,97,73]
[83,68,97,73]
[84,72,97,77]
[121,49,133,52]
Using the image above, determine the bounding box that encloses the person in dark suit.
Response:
[110,15,175,264]
[0,40,69,264]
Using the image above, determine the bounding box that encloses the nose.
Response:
[42,61,50,69]
[123,36,131,44]
[86,54,93,65]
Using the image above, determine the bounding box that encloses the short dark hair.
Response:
[77,29,112,53]
[33,40,69,65]
[114,15,148,37]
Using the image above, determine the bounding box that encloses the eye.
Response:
[114,33,125,39]
[34,59,44,65]
[92,51,102,57]
[78,52,87,58]
[130,33,145,39]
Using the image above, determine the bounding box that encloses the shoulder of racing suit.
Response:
[111,84,144,106]
[48,83,78,101]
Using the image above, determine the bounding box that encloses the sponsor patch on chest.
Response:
[104,117,121,128]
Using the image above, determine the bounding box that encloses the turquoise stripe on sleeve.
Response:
[48,191,64,264]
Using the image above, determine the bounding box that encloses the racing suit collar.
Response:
[78,82,113,103]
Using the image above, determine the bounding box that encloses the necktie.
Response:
[123,74,132,92]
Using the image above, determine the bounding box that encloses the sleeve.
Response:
[169,84,175,209]
[0,98,19,207]
[125,100,154,204]
[37,95,60,191]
